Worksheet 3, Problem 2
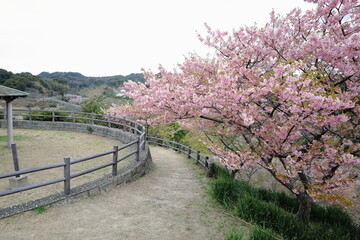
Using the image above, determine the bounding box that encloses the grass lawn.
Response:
[0,128,132,209]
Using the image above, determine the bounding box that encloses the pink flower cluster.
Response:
[64,94,84,105]
[108,0,359,205]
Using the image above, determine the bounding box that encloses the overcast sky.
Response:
[0,0,315,77]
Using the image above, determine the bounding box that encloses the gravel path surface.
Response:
[0,146,246,240]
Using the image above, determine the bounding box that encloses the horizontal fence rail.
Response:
[0,108,145,135]
[0,108,147,198]
[146,136,213,172]
[0,107,214,203]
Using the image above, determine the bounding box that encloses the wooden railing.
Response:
[0,108,147,198]
[1,108,145,135]
[147,136,214,173]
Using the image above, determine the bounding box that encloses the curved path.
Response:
[0,146,245,240]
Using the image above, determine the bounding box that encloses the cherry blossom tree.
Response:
[108,0,359,223]
[63,94,84,105]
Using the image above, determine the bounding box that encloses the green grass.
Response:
[209,177,242,207]
[210,164,360,240]
[224,226,279,240]
[34,205,45,214]
[248,226,279,240]
[224,227,244,240]
[0,135,27,142]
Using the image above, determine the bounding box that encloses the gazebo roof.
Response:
[0,85,29,100]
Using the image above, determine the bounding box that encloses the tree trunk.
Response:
[296,192,312,224]
[231,169,238,178]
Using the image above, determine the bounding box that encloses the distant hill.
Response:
[38,72,145,90]
[0,69,145,98]
[0,69,70,97]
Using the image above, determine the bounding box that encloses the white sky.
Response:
[0,0,315,77]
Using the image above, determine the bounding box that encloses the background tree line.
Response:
[0,69,145,98]
[0,69,70,97]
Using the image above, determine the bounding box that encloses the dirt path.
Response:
[0,146,247,240]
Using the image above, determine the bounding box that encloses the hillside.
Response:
[0,68,145,97]
[0,69,69,97]
[38,72,145,90]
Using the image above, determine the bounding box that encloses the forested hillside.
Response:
[0,69,145,97]
[38,71,145,90]
[0,69,69,97]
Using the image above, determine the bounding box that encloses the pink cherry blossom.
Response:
[108,0,359,222]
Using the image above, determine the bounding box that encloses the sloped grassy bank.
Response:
[209,165,360,240]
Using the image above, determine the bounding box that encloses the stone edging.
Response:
[0,120,152,219]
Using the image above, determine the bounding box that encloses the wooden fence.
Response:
[1,108,145,136]
[147,136,214,174]
[0,108,147,198]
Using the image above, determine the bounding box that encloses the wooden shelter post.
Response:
[6,99,13,147]
[0,85,29,148]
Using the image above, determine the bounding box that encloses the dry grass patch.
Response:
[0,128,132,209]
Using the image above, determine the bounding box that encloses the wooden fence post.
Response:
[72,112,75,123]
[196,151,200,164]
[136,136,140,161]
[122,119,126,131]
[142,133,146,150]
[108,115,111,128]
[91,112,94,125]
[64,157,71,195]
[206,158,215,178]
[11,144,21,178]
[52,111,55,122]
[188,147,192,159]
[112,146,118,176]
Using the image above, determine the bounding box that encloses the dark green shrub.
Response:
[256,188,275,202]
[275,191,298,213]
[80,95,108,115]
[0,110,3,119]
[309,203,359,239]
[73,113,92,124]
[309,202,327,223]
[325,205,353,226]
[165,122,188,143]
[86,126,94,134]
[54,112,72,122]
[23,111,52,121]
[306,222,359,240]
[23,111,71,122]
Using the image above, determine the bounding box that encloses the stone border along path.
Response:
[0,120,150,218]
[0,146,248,240]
